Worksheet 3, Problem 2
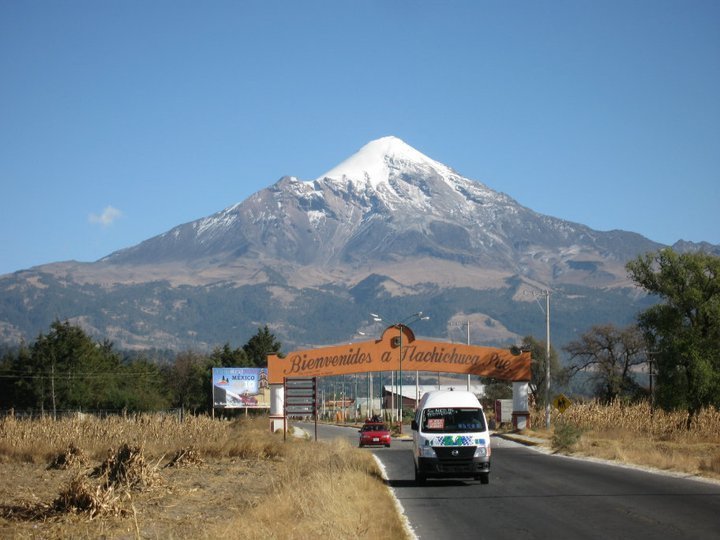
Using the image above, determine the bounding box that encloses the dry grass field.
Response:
[527,401,720,480]
[0,413,408,539]
[3,401,718,539]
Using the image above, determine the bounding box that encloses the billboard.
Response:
[212,367,270,409]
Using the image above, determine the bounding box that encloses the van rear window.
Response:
[422,408,485,433]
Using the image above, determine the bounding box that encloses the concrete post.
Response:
[269,383,285,433]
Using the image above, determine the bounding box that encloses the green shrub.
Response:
[552,421,584,452]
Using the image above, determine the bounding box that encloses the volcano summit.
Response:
[0,137,677,350]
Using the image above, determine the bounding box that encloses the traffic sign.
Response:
[284,378,317,415]
[284,377,318,440]
[286,396,316,405]
[286,405,315,415]
[285,378,315,388]
[553,393,572,413]
[286,388,315,397]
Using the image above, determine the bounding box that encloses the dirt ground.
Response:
[0,457,275,539]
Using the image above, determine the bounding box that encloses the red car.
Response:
[358,422,391,448]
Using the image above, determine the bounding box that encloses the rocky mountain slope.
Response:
[101,136,658,283]
[0,137,703,352]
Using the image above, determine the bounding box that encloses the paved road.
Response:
[299,422,720,540]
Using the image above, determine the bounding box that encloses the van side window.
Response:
[422,408,485,433]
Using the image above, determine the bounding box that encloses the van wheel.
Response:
[478,473,489,485]
[414,467,426,485]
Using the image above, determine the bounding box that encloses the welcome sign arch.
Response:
[267,325,532,430]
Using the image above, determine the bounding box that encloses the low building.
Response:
[382,384,485,411]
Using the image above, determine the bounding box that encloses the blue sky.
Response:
[1,1,718,275]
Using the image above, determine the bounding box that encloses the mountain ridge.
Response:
[0,137,714,351]
[98,137,659,276]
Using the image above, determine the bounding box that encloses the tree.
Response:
[0,343,33,409]
[164,351,213,412]
[481,379,512,407]
[519,335,565,409]
[0,321,174,413]
[115,357,172,411]
[563,324,647,403]
[28,320,125,412]
[243,325,282,366]
[627,248,720,427]
[210,343,250,367]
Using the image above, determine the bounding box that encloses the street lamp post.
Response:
[371,311,429,434]
[415,357,423,409]
[367,370,371,419]
[357,331,372,419]
[449,320,471,390]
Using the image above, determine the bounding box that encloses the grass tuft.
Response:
[53,475,124,518]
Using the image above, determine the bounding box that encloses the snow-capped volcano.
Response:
[102,136,658,283]
[1,135,671,351]
[316,135,453,188]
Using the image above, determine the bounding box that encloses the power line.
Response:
[0,371,160,380]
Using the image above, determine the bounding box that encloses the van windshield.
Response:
[421,407,485,433]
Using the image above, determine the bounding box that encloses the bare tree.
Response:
[519,336,565,408]
[564,324,647,402]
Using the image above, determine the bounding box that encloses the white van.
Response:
[411,390,491,484]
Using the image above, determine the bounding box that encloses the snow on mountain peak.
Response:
[315,136,448,188]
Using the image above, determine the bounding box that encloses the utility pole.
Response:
[51,362,57,421]
[544,290,551,430]
[645,350,658,417]
[524,289,552,429]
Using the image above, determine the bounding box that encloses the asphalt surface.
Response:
[300,422,720,540]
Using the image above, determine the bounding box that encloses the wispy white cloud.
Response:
[89,206,123,227]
